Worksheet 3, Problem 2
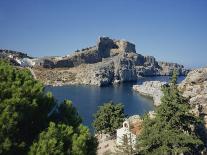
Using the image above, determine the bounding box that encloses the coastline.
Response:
[40,72,186,87]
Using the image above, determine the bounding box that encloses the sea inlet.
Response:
[45,76,185,129]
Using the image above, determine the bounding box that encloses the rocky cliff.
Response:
[32,37,189,86]
[133,67,207,126]
[178,68,207,127]
[133,81,167,106]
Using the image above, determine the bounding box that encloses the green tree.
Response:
[137,70,205,155]
[29,122,73,155]
[50,100,82,128]
[0,60,55,154]
[29,122,97,155]
[93,102,125,135]
[71,125,93,155]
[0,60,97,155]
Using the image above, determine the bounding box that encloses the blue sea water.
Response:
[45,76,185,129]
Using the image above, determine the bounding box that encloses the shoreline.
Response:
[42,75,186,87]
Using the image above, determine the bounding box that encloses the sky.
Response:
[0,0,207,68]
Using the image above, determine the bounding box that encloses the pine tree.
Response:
[137,70,205,155]
[0,60,55,154]
[93,102,125,135]
[0,60,98,154]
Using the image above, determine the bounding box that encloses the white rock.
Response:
[133,81,166,106]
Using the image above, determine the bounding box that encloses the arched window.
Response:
[124,122,128,128]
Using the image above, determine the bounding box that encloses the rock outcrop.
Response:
[133,68,207,126]
[33,37,138,68]
[31,37,188,86]
[178,68,207,126]
[133,81,166,106]
[158,61,188,76]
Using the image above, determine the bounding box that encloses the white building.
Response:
[14,58,22,65]
[8,54,14,59]
[116,115,143,150]
[18,58,36,67]
[116,120,137,149]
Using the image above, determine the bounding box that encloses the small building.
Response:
[8,54,14,59]
[116,116,142,149]
[20,58,36,67]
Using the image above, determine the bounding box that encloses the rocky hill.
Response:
[179,68,207,126]
[31,37,189,86]
[0,37,189,86]
[133,67,207,127]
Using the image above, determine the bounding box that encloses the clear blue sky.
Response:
[0,0,207,68]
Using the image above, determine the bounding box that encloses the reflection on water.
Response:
[45,76,185,128]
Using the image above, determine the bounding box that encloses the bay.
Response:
[45,76,185,129]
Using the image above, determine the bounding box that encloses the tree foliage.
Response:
[50,100,82,128]
[0,60,97,155]
[29,122,97,155]
[137,70,205,155]
[29,122,73,155]
[0,60,55,154]
[93,101,125,135]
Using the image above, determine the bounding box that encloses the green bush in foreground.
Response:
[0,60,97,155]
[137,71,205,155]
[29,122,94,155]
[93,101,125,135]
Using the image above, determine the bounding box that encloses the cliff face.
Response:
[32,37,188,86]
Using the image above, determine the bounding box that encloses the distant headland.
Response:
[0,37,189,86]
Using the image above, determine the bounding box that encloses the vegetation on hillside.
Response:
[0,60,97,155]
[137,70,205,154]
[93,102,125,135]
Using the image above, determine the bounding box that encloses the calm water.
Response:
[45,76,185,128]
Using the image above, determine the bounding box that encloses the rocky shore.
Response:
[133,81,166,106]
[133,67,207,126]
[27,37,189,86]
[179,68,207,126]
